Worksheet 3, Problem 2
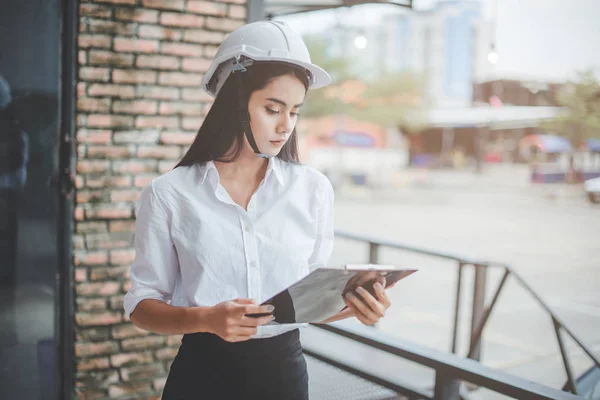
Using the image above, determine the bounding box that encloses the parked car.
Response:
[584,177,600,203]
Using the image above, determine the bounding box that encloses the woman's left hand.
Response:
[344,281,392,326]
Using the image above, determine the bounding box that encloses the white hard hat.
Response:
[202,20,331,97]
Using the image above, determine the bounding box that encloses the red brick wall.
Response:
[74,1,246,398]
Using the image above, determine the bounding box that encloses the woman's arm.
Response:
[130,299,211,335]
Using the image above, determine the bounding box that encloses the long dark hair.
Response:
[176,62,309,168]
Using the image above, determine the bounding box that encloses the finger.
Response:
[241,314,275,327]
[374,282,391,308]
[242,304,275,316]
[345,301,376,326]
[234,298,258,305]
[346,292,381,321]
[355,287,386,317]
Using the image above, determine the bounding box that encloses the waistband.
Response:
[180,328,301,357]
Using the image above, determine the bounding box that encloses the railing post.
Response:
[434,371,460,400]
[469,264,487,361]
[451,262,465,354]
[369,242,379,264]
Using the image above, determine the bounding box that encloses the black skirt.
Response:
[162,329,308,400]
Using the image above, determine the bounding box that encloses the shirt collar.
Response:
[199,158,285,187]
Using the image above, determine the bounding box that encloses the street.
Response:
[327,164,600,396]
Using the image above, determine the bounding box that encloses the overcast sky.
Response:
[280,0,600,82]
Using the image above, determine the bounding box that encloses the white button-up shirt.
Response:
[123,157,335,338]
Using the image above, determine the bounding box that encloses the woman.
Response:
[124,21,393,400]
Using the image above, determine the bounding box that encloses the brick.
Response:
[160,42,203,57]
[181,87,212,102]
[75,370,119,390]
[78,97,111,113]
[183,29,223,44]
[136,85,179,100]
[166,335,183,346]
[138,24,182,41]
[136,54,180,70]
[158,160,178,173]
[109,382,153,397]
[160,12,205,28]
[114,38,159,53]
[87,114,134,128]
[86,175,133,188]
[154,377,168,391]
[78,34,112,49]
[206,16,243,32]
[77,115,87,127]
[187,1,227,16]
[87,145,133,159]
[159,72,203,87]
[76,190,106,204]
[112,69,157,84]
[182,117,204,130]
[74,235,86,249]
[111,323,149,339]
[89,19,136,36]
[134,175,159,188]
[113,100,158,114]
[110,352,154,367]
[76,341,120,357]
[121,336,166,351]
[76,221,108,233]
[77,297,108,312]
[115,8,159,23]
[110,249,136,265]
[79,67,110,82]
[141,0,185,11]
[135,116,179,129]
[95,0,137,4]
[86,204,133,219]
[77,281,121,297]
[160,131,195,145]
[113,129,160,144]
[137,146,180,159]
[77,357,110,371]
[112,160,158,174]
[203,45,218,58]
[77,327,111,342]
[80,4,113,18]
[159,101,202,116]
[86,232,134,250]
[75,268,88,282]
[109,220,136,232]
[89,50,134,67]
[110,189,141,202]
[77,129,112,144]
[78,82,87,97]
[79,50,87,65]
[75,175,85,189]
[228,4,247,19]
[182,57,212,72]
[121,363,164,381]
[77,160,110,174]
[75,206,85,221]
[90,266,129,281]
[155,347,178,360]
[76,312,123,327]
[88,83,136,98]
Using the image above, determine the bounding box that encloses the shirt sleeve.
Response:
[308,176,335,272]
[123,180,179,319]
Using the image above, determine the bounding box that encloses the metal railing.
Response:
[330,229,599,397]
[303,321,582,400]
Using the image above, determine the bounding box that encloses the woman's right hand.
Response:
[205,298,275,342]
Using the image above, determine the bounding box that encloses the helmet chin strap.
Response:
[232,58,272,159]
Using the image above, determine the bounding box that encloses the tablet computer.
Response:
[252,264,417,324]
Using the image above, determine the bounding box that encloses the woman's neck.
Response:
[214,153,269,184]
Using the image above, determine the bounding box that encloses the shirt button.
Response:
[249,261,257,269]
[245,225,252,234]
